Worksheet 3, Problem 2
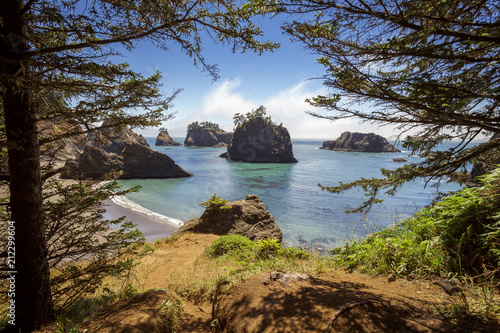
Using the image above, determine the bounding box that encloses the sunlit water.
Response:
[114,138,462,248]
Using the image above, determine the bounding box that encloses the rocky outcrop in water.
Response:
[121,143,192,178]
[321,132,400,153]
[64,143,192,180]
[175,194,283,242]
[184,128,233,147]
[224,122,297,163]
[155,130,181,146]
[63,124,192,180]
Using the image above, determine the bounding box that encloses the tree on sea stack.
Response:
[255,0,500,211]
[0,0,277,330]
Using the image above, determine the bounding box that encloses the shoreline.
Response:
[102,199,179,241]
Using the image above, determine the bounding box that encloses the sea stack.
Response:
[321,132,400,153]
[184,121,232,147]
[155,129,181,146]
[223,106,298,163]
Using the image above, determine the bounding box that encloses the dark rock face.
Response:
[64,145,124,180]
[225,123,298,163]
[321,132,400,153]
[155,131,181,146]
[184,129,233,147]
[175,194,283,242]
[121,143,192,178]
[64,143,192,179]
[63,124,192,180]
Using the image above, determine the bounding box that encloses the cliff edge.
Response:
[175,194,283,243]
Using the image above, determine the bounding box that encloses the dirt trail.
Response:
[76,233,498,333]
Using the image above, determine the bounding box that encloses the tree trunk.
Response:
[1,0,55,330]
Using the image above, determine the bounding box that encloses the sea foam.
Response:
[110,195,184,227]
[96,181,184,227]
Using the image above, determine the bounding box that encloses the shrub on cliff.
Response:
[233,105,273,129]
[330,168,500,278]
[187,121,221,131]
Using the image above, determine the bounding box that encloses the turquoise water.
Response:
[115,138,461,248]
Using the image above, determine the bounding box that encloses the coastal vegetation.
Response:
[1,0,499,331]
[187,121,222,132]
[233,105,274,129]
[273,0,500,211]
[0,0,276,330]
[331,169,500,279]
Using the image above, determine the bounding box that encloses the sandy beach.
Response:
[101,199,180,241]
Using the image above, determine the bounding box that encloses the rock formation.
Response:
[64,145,123,180]
[321,132,401,153]
[87,122,149,154]
[121,143,192,178]
[38,119,85,161]
[155,130,181,146]
[63,124,192,180]
[64,143,192,179]
[175,194,283,242]
[184,128,233,147]
[224,122,298,163]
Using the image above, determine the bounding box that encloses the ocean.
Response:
[113,137,462,249]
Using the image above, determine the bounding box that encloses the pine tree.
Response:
[258,0,500,211]
[0,0,277,330]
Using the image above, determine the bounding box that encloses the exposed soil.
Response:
[72,233,499,332]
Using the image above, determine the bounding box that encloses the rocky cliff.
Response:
[184,128,233,147]
[175,194,283,242]
[38,119,85,161]
[155,131,181,146]
[63,124,192,180]
[224,122,297,163]
[87,122,149,154]
[321,132,401,153]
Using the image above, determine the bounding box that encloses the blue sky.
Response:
[121,15,401,139]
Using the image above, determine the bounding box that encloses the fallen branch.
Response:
[433,279,461,295]
[323,299,381,333]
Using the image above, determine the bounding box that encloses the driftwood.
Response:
[433,279,461,295]
[323,299,380,333]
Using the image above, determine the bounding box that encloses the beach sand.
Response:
[101,199,179,241]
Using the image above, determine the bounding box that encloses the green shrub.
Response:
[199,194,232,210]
[279,247,310,260]
[256,239,281,259]
[330,168,500,277]
[206,235,256,260]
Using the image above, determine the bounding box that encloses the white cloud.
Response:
[138,77,411,140]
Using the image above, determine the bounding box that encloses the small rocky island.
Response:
[155,128,181,146]
[321,131,401,153]
[222,106,298,163]
[184,121,233,147]
[63,122,192,180]
[175,194,283,242]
